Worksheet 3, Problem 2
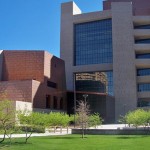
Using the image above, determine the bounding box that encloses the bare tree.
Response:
[76,100,90,138]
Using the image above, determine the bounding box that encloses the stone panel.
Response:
[112,2,137,121]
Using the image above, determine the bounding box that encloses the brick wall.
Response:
[0,80,32,102]
[103,0,150,15]
[2,51,44,82]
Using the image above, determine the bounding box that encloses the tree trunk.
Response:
[0,130,6,143]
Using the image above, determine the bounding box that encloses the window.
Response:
[60,98,63,110]
[135,39,150,44]
[137,68,150,76]
[53,96,57,109]
[136,53,150,59]
[135,25,150,29]
[137,99,150,107]
[75,71,113,96]
[138,83,150,92]
[74,19,113,66]
[47,81,57,88]
[46,95,51,108]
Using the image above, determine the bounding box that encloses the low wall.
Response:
[72,128,150,135]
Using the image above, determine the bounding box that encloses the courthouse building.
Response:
[60,0,150,122]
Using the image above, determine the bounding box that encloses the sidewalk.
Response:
[0,130,72,139]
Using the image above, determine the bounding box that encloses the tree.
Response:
[45,112,71,133]
[125,109,149,128]
[17,111,46,143]
[76,100,90,138]
[0,100,15,144]
[88,113,103,128]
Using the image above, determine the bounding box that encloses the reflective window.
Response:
[74,19,112,65]
[135,25,150,29]
[136,53,150,59]
[75,71,113,95]
[135,39,150,44]
[138,83,150,92]
[137,68,150,76]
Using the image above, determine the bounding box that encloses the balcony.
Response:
[134,44,150,53]
[136,59,150,68]
[134,29,150,39]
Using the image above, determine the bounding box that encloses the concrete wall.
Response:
[15,101,32,112]
[112,2,137,121]
[72,128,150,135]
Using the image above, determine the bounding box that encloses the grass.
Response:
[1,135,150,150]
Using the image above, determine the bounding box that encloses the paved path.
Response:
[0,130,72,138]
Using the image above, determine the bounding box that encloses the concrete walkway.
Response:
[0,124,140,138]
[0,130,72,139]
[91,124,127,129]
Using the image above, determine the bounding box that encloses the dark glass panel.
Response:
[47,81,57,88]
[74,19,113,65]
[135,39,150,44]
[137,68,150,76]
[136,53,150,59]
[138,83,150,92]
[135,25,150,29]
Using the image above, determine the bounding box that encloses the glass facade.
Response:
[74,19,112,66]
[75,71,113,95]
[135,25,150,29]
[138,83,150,92]
[135,39,150,44]
[136,53,150,59]
[137,68,150,76]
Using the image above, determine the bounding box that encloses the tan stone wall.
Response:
[112,2,137,121]
[2,51,44,82]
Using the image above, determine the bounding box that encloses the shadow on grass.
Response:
[0,141,32,149]
[117,135,150,139]
[47,136,85,140]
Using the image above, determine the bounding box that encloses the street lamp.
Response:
[83,94,88,103]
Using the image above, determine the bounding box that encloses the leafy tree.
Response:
[0,100,15,144]
[17,111,46,143]
[76,100,90,138]
[45,112,71,133]
[88,113,103,128]
[125,109,149,128]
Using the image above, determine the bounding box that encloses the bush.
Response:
[19,126,45,133]
[88,113,103,128]
[125,109,150,128]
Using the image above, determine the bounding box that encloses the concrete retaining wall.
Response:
[72,129,150,135]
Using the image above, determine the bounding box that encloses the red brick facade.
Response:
[103,0,150,16]
[0,50,67,111]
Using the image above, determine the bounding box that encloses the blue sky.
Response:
[0,0,103,57]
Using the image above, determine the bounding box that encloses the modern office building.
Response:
[0,50,67,112]
[60,0,150,122]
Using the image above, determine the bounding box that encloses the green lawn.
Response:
[1,135,150,150]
